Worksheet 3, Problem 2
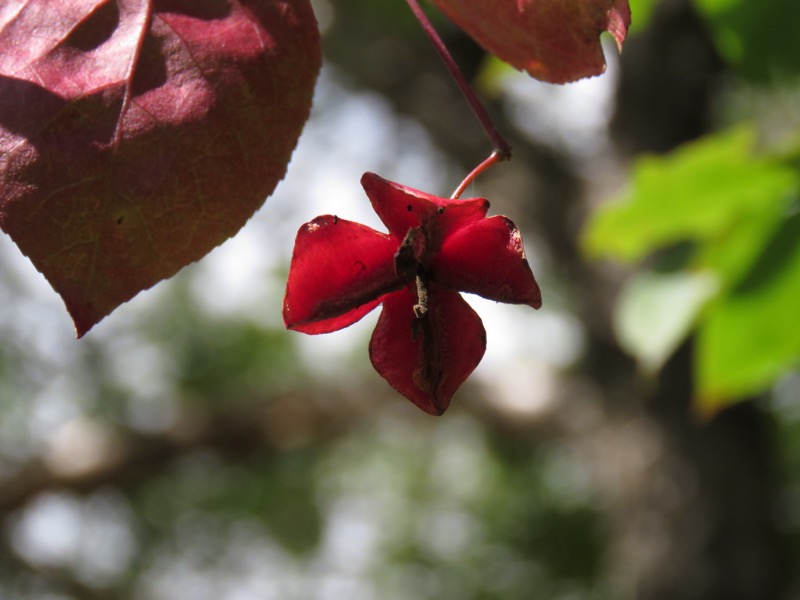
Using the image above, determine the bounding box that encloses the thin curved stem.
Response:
[451,150,505,199]
[405,0,512,159]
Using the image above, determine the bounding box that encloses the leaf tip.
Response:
[72,314,98,339]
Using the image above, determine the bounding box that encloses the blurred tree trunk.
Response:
[618,342,789,600]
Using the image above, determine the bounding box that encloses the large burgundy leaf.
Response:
[0,0,321,335]
[369,284,486,415]
[430,0,631,84]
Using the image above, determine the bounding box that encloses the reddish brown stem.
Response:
[405,0,512,159]
[451,150,504,199]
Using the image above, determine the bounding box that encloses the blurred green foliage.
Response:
[693,0,800,82]
[583,0,800,412]
[626,0,659,32]
[629,0,800,81]
[0,248,607,600]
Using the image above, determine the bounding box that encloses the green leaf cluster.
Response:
[693,0,800,82]
[583,126,800,413]
[626,0,800,82]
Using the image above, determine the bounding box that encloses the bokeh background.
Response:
[1,0,799,598]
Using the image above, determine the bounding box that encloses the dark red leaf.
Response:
[283,215,401,334]
[430,0,631,84]
[434,215,542,308]
[0,0,321,335]
[369,284,486,415]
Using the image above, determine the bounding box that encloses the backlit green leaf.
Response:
[615,270,719,373]
[583,126,798,262]
[696,213,800,413]
[626,0,659,33]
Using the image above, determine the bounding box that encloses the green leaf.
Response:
[626,0,659,33]
[693,0,800,82]
[584,125,800,412]
[615,270,719,373]
[696,212,800,413]
[583,126,798,262]
[694,201,786,289]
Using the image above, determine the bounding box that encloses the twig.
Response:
[405,0,512,159]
